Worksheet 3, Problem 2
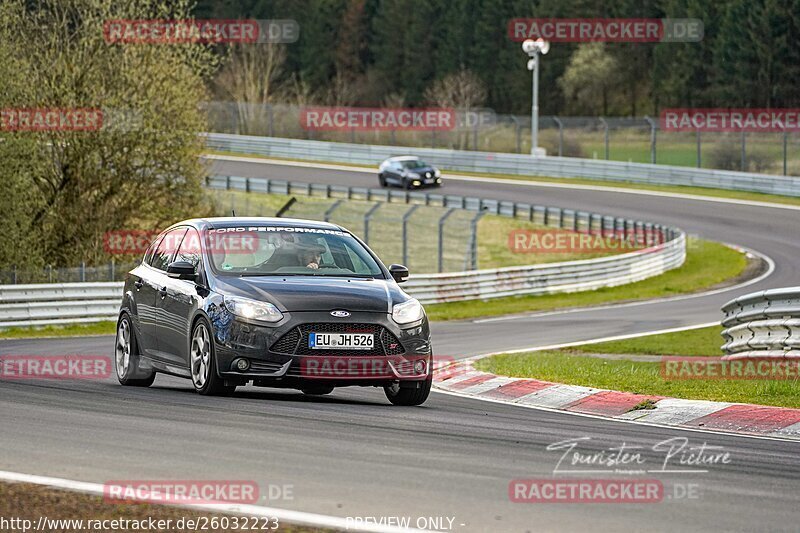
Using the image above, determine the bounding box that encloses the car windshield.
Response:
[206,227,384,278]
[400,159,428,169]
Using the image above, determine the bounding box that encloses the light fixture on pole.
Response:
[522,38,549,157]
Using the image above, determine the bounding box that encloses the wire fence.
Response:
[205,102,800,176]
[1,176,680,285]
[206,178,480,274]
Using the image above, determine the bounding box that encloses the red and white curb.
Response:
[433,362,800,440]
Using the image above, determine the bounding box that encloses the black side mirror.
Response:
[389,264,409,283]
[166,260,197,280]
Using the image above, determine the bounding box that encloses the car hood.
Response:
[213,276,404,313]
[407,166,436,175]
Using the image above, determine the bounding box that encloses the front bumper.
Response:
[212,310,432,388]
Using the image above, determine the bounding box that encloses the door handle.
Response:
[134,280,143,289]
[159,286,168,298]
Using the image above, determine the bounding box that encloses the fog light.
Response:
[414,360,427,374]
[413,180,421,185]
[234,358,250,372]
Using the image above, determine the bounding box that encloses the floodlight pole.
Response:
[531,52,539,156]
[523,39,548,157]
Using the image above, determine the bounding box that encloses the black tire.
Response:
[114,313,156,387]
[301,385,335,396]
[384,376,432,406]
[190,318,236,396]
[378,173,387,187]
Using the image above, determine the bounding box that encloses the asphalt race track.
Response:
[2,158,799,532]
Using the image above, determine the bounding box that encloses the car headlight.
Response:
[434,169,441,177]
[392,299,424,324]
[224,296,283,323]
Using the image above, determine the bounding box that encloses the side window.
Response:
[149,227,187,271]
[344,243,372,274]
[175,228,202,269]
[143,234,163,265]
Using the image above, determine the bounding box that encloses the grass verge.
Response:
[426,239,748,321]
[565,325,726,357]
[0,321,116,340]
[475,326,800,408]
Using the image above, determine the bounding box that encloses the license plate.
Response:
[309,332,374,350]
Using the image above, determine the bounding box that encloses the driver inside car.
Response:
[294,240,326,269]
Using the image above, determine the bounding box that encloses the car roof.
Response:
[385,155,420,161]
[168,217,346,232]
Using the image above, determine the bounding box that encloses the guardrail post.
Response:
[363,202,382,245]
[543,208,549,226]
[80,262,86,282]
[245,177,251,193]
[438,208,457,273]
[553,116,563,157]
[402,204,420,266]
[225,176,231,190]
[12,264,17,284]
[47,265,52,283]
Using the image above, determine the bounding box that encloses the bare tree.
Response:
[213,43,287,135]
[424,69,487,149]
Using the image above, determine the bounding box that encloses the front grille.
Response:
[270,328,301,354]
[270,323,404,356]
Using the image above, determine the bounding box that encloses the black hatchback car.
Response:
[115,217,433,405]
[378,156,442,189]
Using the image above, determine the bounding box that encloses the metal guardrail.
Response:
[205,133,800,198]
[0,282,123,328]
[0,179,684,328]
[721,288,800,359]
